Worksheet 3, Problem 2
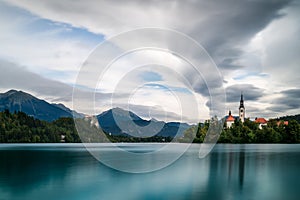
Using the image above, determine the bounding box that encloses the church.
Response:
[225,94,287,129]
[226,94,245,128]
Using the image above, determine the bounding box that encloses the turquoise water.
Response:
[0,144,299,200]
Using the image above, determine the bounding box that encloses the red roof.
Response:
[227,115,235,122]
[255,118,268,124]
[277,121,289,126]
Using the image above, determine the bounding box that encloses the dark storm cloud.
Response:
[192,78,210,97]
[267,105,292,113]
[268,89,300,112]
[225,84,264,102]
[281,89,300,99]
[0,60,73,99]
[277,89,300,109]
[4,0,293,101]
[0,60,113,104]
[218,58,243,70]
[6,0,292,71]
[2,0,298,119]
[193,0,291,69]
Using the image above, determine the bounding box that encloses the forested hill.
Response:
[0,110,172,143]
[277,114,300,123]
[1,109,300,143]
[0,90,189,138]
[0,109,116,143]
[0,110,81,143]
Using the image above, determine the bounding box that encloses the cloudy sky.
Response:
[0,0,299,123]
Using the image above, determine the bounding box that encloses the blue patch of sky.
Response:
[73,84,97,92]
[0,1,28,20]
[141,71,163,82]
[144,83,192,94]
[41,69,75,80]
[233,72,269,81]
[23,19,104,45]
[1,1,104,45]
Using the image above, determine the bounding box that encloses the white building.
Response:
[226,110,235,128]
[239,94,245,122]
[226,94,246,128]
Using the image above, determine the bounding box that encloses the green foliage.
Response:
[0,110,174,143]
[278,114,300,123]
[2,109,299,144]
[182,117,300,144]
[0,110,75,143]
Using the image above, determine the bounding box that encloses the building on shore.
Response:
[239,93,245,122]
[226,94,245,128]
[225,93,289,129]
[277,120,289,126]
[255,118,268,129]
[226,110,235,128]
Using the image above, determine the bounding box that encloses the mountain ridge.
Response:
[0,90,78,121]
[0,89,191,137]
[97,107,190,137]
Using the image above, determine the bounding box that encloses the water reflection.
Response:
[0,144,300,200]
[227,151,233,183]
[224,146,246,190]
[239,148,245,189]
[0,150,96,191]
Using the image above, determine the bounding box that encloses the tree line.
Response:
[0,110,80,143]
[0,110,172,143]
[181,118,300,143]
[1,110,299,143]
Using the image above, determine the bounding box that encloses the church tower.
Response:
[239,93,245,122]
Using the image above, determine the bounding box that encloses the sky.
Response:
[0,0,299,123]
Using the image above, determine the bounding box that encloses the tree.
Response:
[284,120,300,143]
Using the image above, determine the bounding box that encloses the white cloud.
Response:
[1,0,299,122]
[0,1,100,83]
[227,2,300,117]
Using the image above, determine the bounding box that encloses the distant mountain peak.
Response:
[5,89,28,94]
[98,107,143,121]
[97,107,191,137]
[0,89,36,102]
[0,89,81,121]
[6,89,18,93]
[2,89,21,96]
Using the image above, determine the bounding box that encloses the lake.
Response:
[0,144,299,200]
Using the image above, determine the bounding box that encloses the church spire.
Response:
[239,93,244,109]
[239,92,245,122]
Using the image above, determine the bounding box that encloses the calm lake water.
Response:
[0,144,299,200]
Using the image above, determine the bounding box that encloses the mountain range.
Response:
[97,107,190,137]
[0,90,190,137]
